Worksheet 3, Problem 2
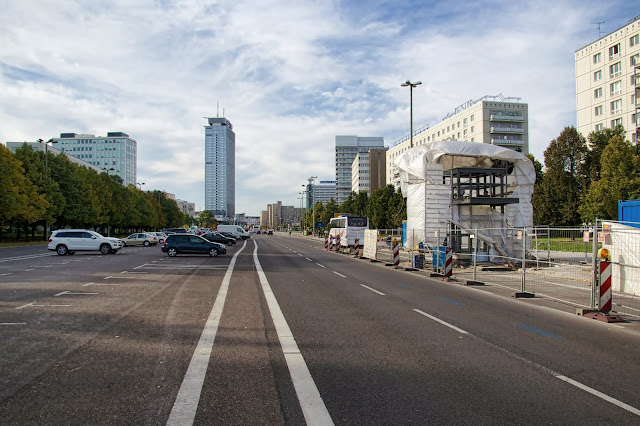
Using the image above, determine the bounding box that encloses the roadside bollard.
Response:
[335,235,341,253]
[392,238,399,268]
[445,248,453,277]
[324,236,329,250]
[354,238,360,258]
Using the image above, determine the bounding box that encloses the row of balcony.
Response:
[490,126,524,134]
[491,138,524,146]
[490,114,523,122]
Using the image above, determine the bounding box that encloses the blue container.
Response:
[432,246,446,268]
[619,200,640,228]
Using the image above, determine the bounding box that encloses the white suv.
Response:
[48,229,124,255]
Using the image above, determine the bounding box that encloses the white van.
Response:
[217,225,251,240]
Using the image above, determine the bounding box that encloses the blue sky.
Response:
[0,0,634,215]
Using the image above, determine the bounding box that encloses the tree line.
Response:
[531,125,640,226]
[0,143,186,241]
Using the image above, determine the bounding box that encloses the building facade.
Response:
[176,199,196,217]
[335,135,385,204]
[305,180,337,208]
[387,96,528,188]
[351,148,387,194]
[575,16,640,144]
[50,132,137,186]
[264,201,304,229]
[205,117,235,221]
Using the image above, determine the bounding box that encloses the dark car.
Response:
[161,234,226,257]
[162,228,188,234]
[219,231,239,241]
[201,232,236,246]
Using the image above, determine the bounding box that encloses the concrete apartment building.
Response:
[351,148,387,194]
[335,135,386,204]
[387,95,528,188]
[263,201,304,229]
[575,16,640,144]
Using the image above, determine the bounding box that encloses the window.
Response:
[594,70,602,81]
[631,34,639,47]
[470,114,475,121]
[595,105,603,116]
[593,52,602,63]
[610,62,621,77]
[611,99,622,114]
[632,54,640,66]
[463,118,468,126]
[594,87,603,98]
[611,118,622,128]
[632,75,639,86]
[609,43,620,59]
[610,80,622,96]
[595,123,604,131]
[470,126,474,133]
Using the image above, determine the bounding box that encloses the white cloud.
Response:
[0,0,632,215]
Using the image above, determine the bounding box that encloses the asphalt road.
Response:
[1,234,639,425]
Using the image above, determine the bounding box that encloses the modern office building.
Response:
[335,135,385,204]
[49,132,137,186]
[4,141,102,173]
[387,95,528,188]
[575,16,640,144]
[351,148,387,194]
[306,180,337,207]
[204,117,235,222]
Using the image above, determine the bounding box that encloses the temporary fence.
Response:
[356,221,640,319]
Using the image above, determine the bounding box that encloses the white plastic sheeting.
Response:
[395,141,536,259]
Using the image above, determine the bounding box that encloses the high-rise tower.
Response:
[204,117,235,221]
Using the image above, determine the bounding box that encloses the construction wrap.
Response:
[395,141,535,259]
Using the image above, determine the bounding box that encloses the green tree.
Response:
[579,135,640,222]
[584,126,626,183]
[198,210,214,227]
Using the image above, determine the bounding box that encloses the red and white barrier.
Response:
[445,248,453,277]
[392,240,399,268]
[335,235,341,252]
[599,261,612,313]
[354,238,360,257]
[324,236,329,250]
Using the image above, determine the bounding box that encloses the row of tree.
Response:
[531,125,640,226]
[300,184,407,232]
[0,143,187,241]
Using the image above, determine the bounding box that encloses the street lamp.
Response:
[102,167,115,175]
[37,138,57,173]
[301,185,308,234]
[401,80,422,148]
[309,176,317,236]
[136,182,145,190]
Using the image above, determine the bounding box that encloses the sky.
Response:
[0,0,634,216]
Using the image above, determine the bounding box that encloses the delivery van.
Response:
[217,225,251,239]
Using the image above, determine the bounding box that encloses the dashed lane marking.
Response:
[333,271,346,278]
[360,284,385,296]
[316,263,326,268]
[413,309,469,335]
[54,291,99,297]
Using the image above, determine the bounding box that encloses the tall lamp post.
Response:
[401,80,422,148]
[309,176,317,236]
[37,138,57,240]
[301,185,308,234]
[136,182,145,190]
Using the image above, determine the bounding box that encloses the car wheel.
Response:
[167,247,178,257]
[56,245,68,256]
[144,240,150,247]
[100,244,111,255]
[209,248,219,257]
[122,241,127,247]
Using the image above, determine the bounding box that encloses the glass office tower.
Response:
[204,117,235,221]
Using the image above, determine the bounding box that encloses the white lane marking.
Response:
[104,276,138,280]
[298,253,304,257]
[84,282,119,286]
[316,263,326,268]
[413,309,469,335]
[360,284,386,296]
[54,291,99,297]
[1,322,27,325]
[17,302,71,309]
[556,375,640,416]
[305,258,313,262]
[333,271,346,278]
[133,264,146,270]
[1,273,14,276]
[252,240,334,425]
[0,253,56,263]
[24,269,35,271]
[167,239,248,426]
[120,271,147,274]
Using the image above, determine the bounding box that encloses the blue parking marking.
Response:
[518,323,565,340]
[397,282,412,289]
[441,297,465,307]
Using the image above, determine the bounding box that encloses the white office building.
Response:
[575,16,640,143]
[387,95,528,188]
[204,117,235,222]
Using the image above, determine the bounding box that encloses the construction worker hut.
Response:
[395,141,536,262]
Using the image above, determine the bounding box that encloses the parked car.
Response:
[217,225,251,239]
[162,228,188,234]
[122,233,159,246]
[48,229,124,255]
[219,231,239,241]
[148,232,168,243]
[201,232,236,246]
[161,234,227,257]
[267,229,274,235]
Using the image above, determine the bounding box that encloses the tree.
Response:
[579,135,640,222]
[534,127,587,226]
[584,126,626,183]
[198,210,214,228]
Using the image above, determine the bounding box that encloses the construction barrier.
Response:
[354,238,360,257]
[329,236,334,251]
[324,236,329,250]
[335,235,341,252]
[445,248,453,277]
[599,261,612,313]
[392,239,399,268]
